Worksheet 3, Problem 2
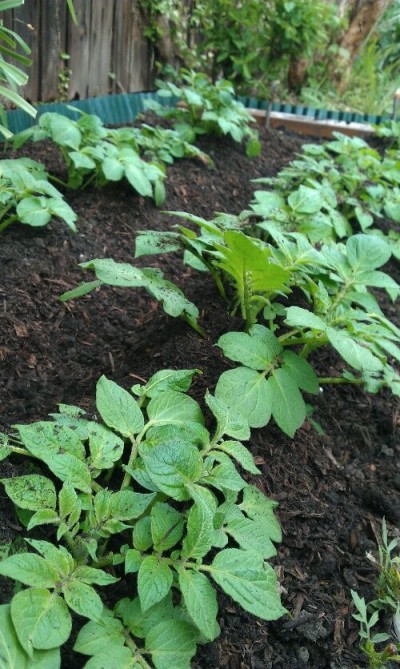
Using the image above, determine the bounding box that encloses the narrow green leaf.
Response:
[138,556,173,612]
[151,502,184,552]
[179,569,220,640]
[268,368,307,437]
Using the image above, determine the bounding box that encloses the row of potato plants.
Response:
[0,71,260,235]
[0,77,275,669]
[0,80,399,667]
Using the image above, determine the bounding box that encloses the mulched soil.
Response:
[0,123,399,669]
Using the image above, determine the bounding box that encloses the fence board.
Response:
[2,0,154,104]
[40,0,68,101]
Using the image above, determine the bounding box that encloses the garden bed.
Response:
[0,126,399,669]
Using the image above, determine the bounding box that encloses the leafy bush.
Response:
[0,373,285,667]
[0,0,36,138]
[14,112,167,205]
[251,132,400,252]
[0,157,77,233]
[146,69,261,157]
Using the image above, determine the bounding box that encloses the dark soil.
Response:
[0,125,399,669]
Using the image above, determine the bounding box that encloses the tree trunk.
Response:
[333,0,393,91]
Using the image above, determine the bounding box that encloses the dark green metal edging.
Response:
[3,91,390,134]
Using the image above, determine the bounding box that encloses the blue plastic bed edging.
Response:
[3,91,390,134]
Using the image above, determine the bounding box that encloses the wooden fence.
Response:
[3,0,154,103]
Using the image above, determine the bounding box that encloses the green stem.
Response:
[0,215,18,233]
[318,376,364,385]
[81,172,97,190]
[121,438,140,489]
[49,174,69,188]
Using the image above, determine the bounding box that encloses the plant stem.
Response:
[318,376,364,385]
[121,438,139,489]
[0,215,18,233]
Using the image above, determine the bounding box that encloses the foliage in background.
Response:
[351,519,400,668]
[0,0,36,137]
[140,0,400,115]
[0,158,77,233]
[0,374,285,667]
[146,69,261,157]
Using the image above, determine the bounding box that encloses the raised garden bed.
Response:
[0,125,399,668]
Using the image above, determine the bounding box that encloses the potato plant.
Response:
[0,374,285,668]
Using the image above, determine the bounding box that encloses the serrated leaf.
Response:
[268,368,306,437]
[179,569,219,640]
[138,557,173,612]
[215,367,272,429]
[96,376,144,438]
[11,589,71,656]
[63,581,104,622]
[208,549,286,620]
[215,230,290,297]
[1,475,56,511]
[145,620,198,669]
